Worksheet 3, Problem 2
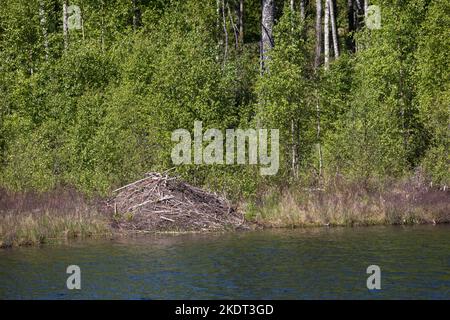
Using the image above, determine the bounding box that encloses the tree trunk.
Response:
[261,0,275,73]
[81,0,85,40]
[347,0,355,52]
[329,0,339,58]
[316,95,323,179]
[101,0,105,52]
[63,0,68,50]
[291,119,297,178]
[221,0,228,65]
[315,0,324,180]
[314,0,322,69]
[39,1,49,60]
[216,0,222,61]
[324,0,330,70]
[227,2,239,50]
[132,0,140,31]
[355,0,362,31]
[238,0,244,45]
[300,0,306,20]
[289,0,298,178]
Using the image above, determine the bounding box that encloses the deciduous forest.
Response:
[0,1,448,239]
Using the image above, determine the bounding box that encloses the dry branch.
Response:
[106,172,247,232]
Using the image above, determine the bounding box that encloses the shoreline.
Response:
[1,213,449,249]
[1,182,449,249]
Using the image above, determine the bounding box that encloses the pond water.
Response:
[0,225,449,299]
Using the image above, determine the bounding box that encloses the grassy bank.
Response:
[0,211,111,248]
[0,188,111,248]
[245,181,450,228]
[1,179,449,248]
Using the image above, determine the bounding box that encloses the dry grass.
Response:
[1,175,448,247]
[0,188,111,248]
[0,211,111,248]
[247,179,450,228]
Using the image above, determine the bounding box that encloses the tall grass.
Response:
[0,211,111,248]
[0,188,111,248]
[246,179,450,228]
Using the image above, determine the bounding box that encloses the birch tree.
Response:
[63,0,68,50]
[237,0,244,45]
[221,0,228,64]
[261,0,275,73]
[314,0,322,68]
[315,0,323,178]
[324,0,330,70]
[39,0,49,60]
[329,0,339,58]
[300,0,305,20]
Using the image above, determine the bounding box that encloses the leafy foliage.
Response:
[0,0,448,198]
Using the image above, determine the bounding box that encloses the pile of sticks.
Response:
[107,172,246,232]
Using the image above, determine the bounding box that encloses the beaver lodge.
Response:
[107,172,247,232]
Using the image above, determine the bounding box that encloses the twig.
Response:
[160,216,175,222]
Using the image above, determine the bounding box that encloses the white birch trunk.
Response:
[63,0,68,50]
[324,0,330,70]
[300,0,306,20]
[329,0,339,58]
[238,0,244,45]
[314,0,322,69]
[39,1,49,60]
[221,0,228,65]
[261,0,274,73]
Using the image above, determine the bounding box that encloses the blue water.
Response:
[0,225,449,299]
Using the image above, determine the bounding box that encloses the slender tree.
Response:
[132,0,140,31]
[291,118,297,177]
[100,0,105,52]
[63,0,68,50]
[329,0,339,58]
[216,0,222,60]
[80,0,85,40]
[227,2,239,50]
[347,0,355,52]
[300,0,306,20]
[324,0,330,69]
[314,0,322,68]
[261,0,275,73]
[237,0,244,45]
[39,0,49,60]
[315,0,324,178]
[355,0,363,31]
[221,0,229,64]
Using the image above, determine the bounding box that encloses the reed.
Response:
[0,188,111,248]
[246,180,450,228]
[0,210,111,248]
